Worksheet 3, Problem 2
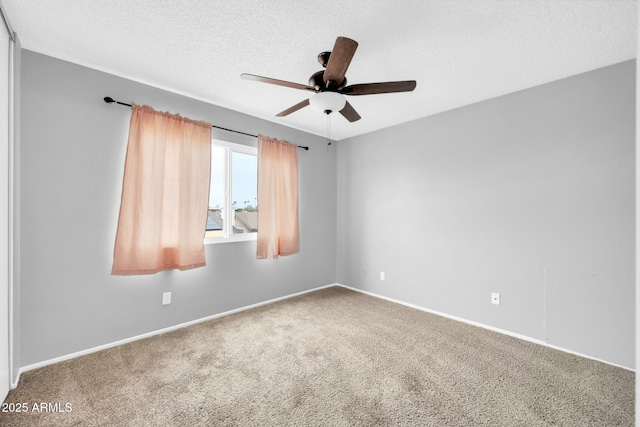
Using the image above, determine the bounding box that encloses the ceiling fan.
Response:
[241,36,417,122]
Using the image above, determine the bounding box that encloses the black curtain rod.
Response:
[103,97,309,151]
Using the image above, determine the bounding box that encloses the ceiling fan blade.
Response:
[324,37,358,89]
[339,101,361,122]
[339,80,417,96]
[241,73,315,91]
[276,99,310,117]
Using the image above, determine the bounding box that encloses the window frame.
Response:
[204,138,258,245]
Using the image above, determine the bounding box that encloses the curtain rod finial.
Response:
[104,96,115,104]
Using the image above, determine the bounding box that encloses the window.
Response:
[205,139,258,244]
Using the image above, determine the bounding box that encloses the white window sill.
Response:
[204,233,257,245]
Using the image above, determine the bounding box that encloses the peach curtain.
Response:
[257,135,299,259]
[112,104,211,275]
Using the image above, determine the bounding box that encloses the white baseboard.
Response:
[335,283,634,372]
[13,283,337,389]
[14,281,631,389]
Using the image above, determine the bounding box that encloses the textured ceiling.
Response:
[2,0,637,140]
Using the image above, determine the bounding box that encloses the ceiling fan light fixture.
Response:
[309,91,346,115]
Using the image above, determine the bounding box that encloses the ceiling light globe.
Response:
[309,92,346,114]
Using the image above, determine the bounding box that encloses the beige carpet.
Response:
[0,286,634,426]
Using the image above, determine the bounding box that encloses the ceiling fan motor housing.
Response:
[309,70,347,92]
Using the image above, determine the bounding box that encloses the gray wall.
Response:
[17,50,635,371]
[18,50,337,367]
[337,60,635,369]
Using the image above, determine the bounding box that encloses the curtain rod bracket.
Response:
[104,96,309,151]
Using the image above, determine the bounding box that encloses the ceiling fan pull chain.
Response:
[326,113,332,151]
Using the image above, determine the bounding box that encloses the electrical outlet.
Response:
[162,292,171,305]
[380,271,385,281]
[491,292,500,305]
